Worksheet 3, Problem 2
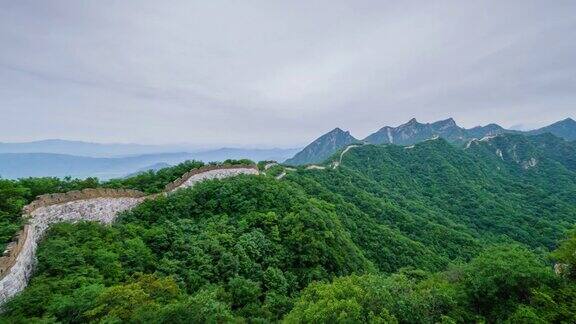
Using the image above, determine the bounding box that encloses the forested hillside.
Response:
[1,134,576,322]
[286,117,576,167]
[0,159,252,253]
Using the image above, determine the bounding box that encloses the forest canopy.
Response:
[1,134,576,322]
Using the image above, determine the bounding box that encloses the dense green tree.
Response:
[2,135,576,322]
[458,245,556,321]
[551,228,576,280]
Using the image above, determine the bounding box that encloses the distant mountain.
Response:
[286,117,575,166]
[529,118,576,141]
[284,128,360,165]
[0,139,301,161]
[0,152,191,180]
[364,118,465,145]
[363,118,518,145]
[0,147,301,180]
[465,123,513,138]
[468,132,576,172]
[0,139,175,157]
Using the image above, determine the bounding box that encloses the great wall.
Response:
[0,164,259,306]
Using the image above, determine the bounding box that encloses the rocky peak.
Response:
[327,127,348,136]
[284,128,359,165]
[402,118,420,127]
[432,118,459,130]
[435,117,456,126]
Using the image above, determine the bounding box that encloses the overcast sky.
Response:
[1,0,575,147]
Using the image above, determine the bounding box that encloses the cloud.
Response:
[1,0,575,146]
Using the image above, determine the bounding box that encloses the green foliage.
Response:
[0,159,254,251]
[3,176,373,322]
[286,244,574,323]
[285,272,460,324]
[459,245,556,321]
[551,228,576,280]
[0,177,100,252]
[287,136,576,273]
[2,134,576,322]
[104,159,254,194]
[104,160,205,194]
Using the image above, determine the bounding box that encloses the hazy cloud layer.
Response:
[1,0,575,147]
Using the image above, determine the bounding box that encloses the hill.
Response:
[286,117,575,166]
[2,132,576,322]
[288,134,576,260]
[284,128,360,165]
[529,117,576,141]
[364,118,466,144]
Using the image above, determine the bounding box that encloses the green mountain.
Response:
[287,134,576,263]
[363,117,519,145]
[2,133,576,322]
[529,117,576,141]
[286,117,575,166]
[284,128,360,165]
[364,118,465,145]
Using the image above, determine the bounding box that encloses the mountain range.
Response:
[2,118,574,178]
[282,128,360,166]
[3,126,576,322]
[0,139,178,157]
[0,147,299,180]
[285,117,576,165]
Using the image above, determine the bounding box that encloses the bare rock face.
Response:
[0,165,259,306]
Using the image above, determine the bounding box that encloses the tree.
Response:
[460,244,556,321]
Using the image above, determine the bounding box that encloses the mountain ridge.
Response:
[0,147,300,180]
[286,117,576,165]
[284,127,360,165]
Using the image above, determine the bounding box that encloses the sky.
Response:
[1,0,575,147]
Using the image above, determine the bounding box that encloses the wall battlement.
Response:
[0,164,258,306]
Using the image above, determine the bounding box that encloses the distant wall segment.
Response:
[164,164,259,192]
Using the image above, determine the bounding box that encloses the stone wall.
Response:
[0,165,258,306]
[164,164,259,192]
[0,196,145,305]
[23,188,146,214]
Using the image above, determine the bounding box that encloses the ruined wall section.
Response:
[0,165,258,306]
[1,192,146,304]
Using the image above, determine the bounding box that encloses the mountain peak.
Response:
[285,128,358,165]
[401,118,420,127]
[441,117,456,125]
[433,118,458,128]
[407,117,418,124]
[529,117,576,141]
[329,127,347,134]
